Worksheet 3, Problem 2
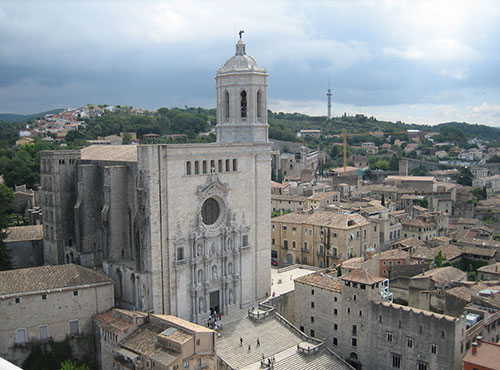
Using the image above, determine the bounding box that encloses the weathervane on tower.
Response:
[239,30,244,39]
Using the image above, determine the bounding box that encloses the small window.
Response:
[233,159,237,171]
[310,329,315,337]
[347,307,350,314]
[42,294,47,300]
[353,295,357,301]
[39,324,49,340]
[311,289,314,296]
[242,235,249,246]
[196,339,200,346]
[334,309,338,315]
[300,325,304,332]
[202,160,207,174]
[15,297,21,304]
[407,337,413,348]
[334,324,338,330]
[311,302,315,309]
[352,337,357,347]
[417,361,428,370]
[352,325,357,336]
[218,159,223,172]
[195,161,200,174]
[226,159,230,172]
[73,290,79,296]
[359,310,362,317]
[177,247,184,261]
[334,297,337,302]
[310,316,314,323]
[333,337,338,346]
[69,320,79,335]
[186,162,191,175]
[387,332,393,342]
[16,328,26,344]
[431,344,437,354]
[184,360,189,368]
[210,160,215,171]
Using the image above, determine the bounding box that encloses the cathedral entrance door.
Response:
[210,290,220,314]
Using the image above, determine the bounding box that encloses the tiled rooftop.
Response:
[121,323,177,363]
[81,144,137,162]
[341,268,385,285]
[295,270,342,293]
[0,264,112,296]
[463,340,500,369]
[272,210,370,229]
[411,266,466,285]
[5,225,43,242]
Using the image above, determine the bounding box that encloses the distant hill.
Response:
[0,108,64,123]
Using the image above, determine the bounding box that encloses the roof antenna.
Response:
[239,30,245,39]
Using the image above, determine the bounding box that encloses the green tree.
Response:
[0,183,14,270]
[434,250,443,268]
[389,156,399,171]
[457,167,473,186]
[60,360,90,370]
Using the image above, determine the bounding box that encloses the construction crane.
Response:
[341,131,408,176]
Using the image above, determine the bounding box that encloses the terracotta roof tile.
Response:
[5,225,43,242]
[463,340,500,369]
[295,270,342,293]
[0,264,112,296]
[341,268,385,285]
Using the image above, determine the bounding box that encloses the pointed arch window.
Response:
[240,90,247,118]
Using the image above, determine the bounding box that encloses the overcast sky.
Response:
[1,0,499,126]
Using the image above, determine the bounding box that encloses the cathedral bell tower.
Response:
[215,33,269,143]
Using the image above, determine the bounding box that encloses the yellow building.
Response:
[271,209,376,268]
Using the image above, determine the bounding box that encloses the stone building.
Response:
[4,225,44,268]
[39,37,271,323]
[96,309,216,370]
[0,264,114,366]
[271,209,376,268]
[294,269,467,370]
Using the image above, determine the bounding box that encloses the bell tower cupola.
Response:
[215,32,269,143]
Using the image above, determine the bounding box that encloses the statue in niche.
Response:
[229,289,234,305]
[199,297,205,313]
[228,238,233,251]
[197,244,202,257]
[211,242,216,255]
[198,269,204,283]
[228,262,233,275]
[212,265,218,280]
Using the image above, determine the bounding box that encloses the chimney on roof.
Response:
[477,336,483,346]
[472,342,477,354]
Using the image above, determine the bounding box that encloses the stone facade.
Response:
[39,38,271,323]
[294,269,467,370]
[0,265,114,366]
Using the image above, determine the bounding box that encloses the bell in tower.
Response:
[215,33,269,143]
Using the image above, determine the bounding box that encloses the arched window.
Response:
[195,161,200,174]
[218,160,223,172]
[233,159,237,171]
[186,161,191,175]
[225,159,230,172]
[224,91,230,121]
[210,160,215,172]
[240,90,247,118]
[257,90,263,120]
[202,160,207,174]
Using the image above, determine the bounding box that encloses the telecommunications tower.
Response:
[327,80,332,120]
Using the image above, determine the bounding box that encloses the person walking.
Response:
[240,337,243,346]
[257,338,260,347]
